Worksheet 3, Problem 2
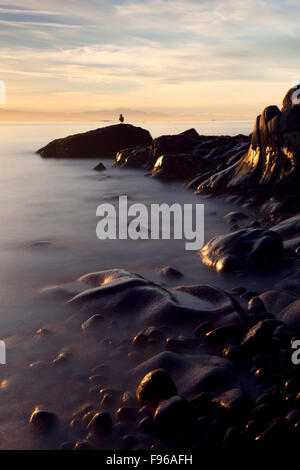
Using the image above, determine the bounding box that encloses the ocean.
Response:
[0,120,258,449]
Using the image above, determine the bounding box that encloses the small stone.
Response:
[205,324,242,343]
[87,412,112,435]
[52,351,70,365]
[35,328,52,338]
[248,297,266,314]
[253,367,274,385]
[30,409,57,432]
[136,369,177,406]
[115,407,138,423]
[159,266,183,278]
[286,410,300,427]
[153,396,192,437]
[137,416,154,434]
[255,417,287,445]
[223,345,242,363]
[93,162,106,171]
[82,314,104,330]
[240,320,280,354]
[244,420,264,440]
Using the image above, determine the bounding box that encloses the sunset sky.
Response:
[0,0,299,120]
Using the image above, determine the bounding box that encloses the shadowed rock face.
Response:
[115,129,250,180]
[200,228,283,273]
[37,124,152,159]
[197,87,300,194]
[43,268,244,328]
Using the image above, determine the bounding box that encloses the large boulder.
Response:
[197,87,300,195]
[37,124,152,159]
[200,228,283,273]
[152,128,201,160]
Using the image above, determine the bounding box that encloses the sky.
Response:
[0,0,300,120]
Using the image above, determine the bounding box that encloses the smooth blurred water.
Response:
[0,121,255,332]
[0,121,257,449]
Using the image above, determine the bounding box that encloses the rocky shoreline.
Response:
[30,87,300,455]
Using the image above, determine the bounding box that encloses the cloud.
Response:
[0,0,300,116]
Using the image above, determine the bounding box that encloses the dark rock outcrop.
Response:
[114,128,250,180]
[37,124,152,159]
[115,146,151,168]
[197,87,300,195]
[200,228,283,273]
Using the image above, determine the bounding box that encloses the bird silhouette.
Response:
[119,113,125,123]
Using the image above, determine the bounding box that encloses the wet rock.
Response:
[152,152,206,180]
[205,324,243,343]
[200,228,283,273]
[38,124,152,159]
[116,146,152,168]
[159,266,183,278]
[93,162,106,171]
[30,409,57,432]
[253,367,274,385]
[137,416,154,434]
[248,297,266,314]
[286,410,300,427]
[259,290,296,316]
[87,412,112,435]
[197,89,300,195]
[52,351,70,365]
[222,345,243,363]
[72,404,94,421]
[35,328,52,338]
[255,417,288,445]
[240,319,281,354]
[133,326,165,349]
[214,388,251,421]
[165,336,199,353]
[244,420,264,440]
[153,396,192,437]
[115,407,138,424]
[81,314,105,331]
[28,360,50,370]
[132,351,239,398]
[136,369,177,406]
